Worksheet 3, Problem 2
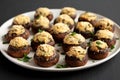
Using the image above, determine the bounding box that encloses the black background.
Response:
[0,0,120,80]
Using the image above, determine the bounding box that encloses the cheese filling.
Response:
[36,44,55,57]
[61,7,76,16]
[90,40,108,52]
[10,37,29,47]
[33,31,54,43]
[95,18,114,31]
[64,33,86,45]
[80,12,97,21]
[13,15,30,25]
[35,7,51,17]
[32,16,50,28]
[95,30,114,39]
[76,21,94,32]
[8,25,25,36]
[66,46,86,60]
[51,23,70,34]
[56,14,74,25]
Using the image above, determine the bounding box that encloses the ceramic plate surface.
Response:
[0,9,120,72]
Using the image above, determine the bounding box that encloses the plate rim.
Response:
[0,9,120,72]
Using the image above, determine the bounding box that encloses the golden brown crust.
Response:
[94,18,114,32]
[54,14,75,29]
[34,7,53,21]
[51,23,71,42]
[95,30,114,40]
[30,16,51,33]
[74,21,94,38]
[13,15,31,29]
[51,23,70,34]
[32,31,54,43]
[63,33,86,45]
[78,12,97,22]
[7,45,31,58]
[35,13,53,21]
[60,7,77,19]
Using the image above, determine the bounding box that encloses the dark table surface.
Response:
[0,0,120,80]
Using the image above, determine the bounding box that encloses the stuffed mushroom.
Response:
[65,46,88,67]
[31,31,55,51]
[34,44,59,67]
[7,37,31,58]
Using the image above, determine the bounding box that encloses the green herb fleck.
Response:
[111,45,115,50]
[92,60,96,63]
[3,41,9,44]
[116,37,119,40]
[89,38,93,41]
[57,43,62,46]
[38,29,43,33]
[56,64,68,68]
[87,42,91,46]
[90,32,94,36]
[18,54,32,62]
[96,41,101,45]
[71,32,77,36]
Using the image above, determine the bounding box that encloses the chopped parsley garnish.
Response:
[71,32,77,36]
[89,38,93,41]
[3,41,9,44]
[90,32,94,36]
[18,54,32,62]
[87,42,91,46]
[96,41,101,45]
[56,64,68,68]
[111,45,115,50]
[116,37,119,40]
[92,60,96,63]
[38,29,43,33]
[57,43,62,46]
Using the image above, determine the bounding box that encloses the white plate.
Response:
[0,9,120,72]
